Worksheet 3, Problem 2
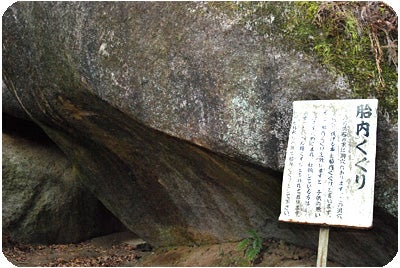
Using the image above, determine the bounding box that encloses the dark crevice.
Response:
[2,113,59,147]
[2,113,130,243]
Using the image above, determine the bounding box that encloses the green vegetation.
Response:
[237,229,263,265]
[214,2,398,122]
[288,2,398,122]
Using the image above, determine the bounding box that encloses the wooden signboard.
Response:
[279,99,378,266]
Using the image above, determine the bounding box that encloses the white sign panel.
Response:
[279,99,378,228]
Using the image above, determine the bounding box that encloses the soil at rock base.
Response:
[2,231,341,267]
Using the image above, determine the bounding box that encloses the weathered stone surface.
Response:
[2,1,352,171]
[375,118,398,218]
[2,116,122,244]
[2,82,30,121]
[2,2,397,266]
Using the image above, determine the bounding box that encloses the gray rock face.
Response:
[2,2,397,266]
[375,119,398,218]
[2,120,122,244]
[2,1,352,171]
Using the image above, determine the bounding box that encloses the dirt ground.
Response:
[2,231,341,267]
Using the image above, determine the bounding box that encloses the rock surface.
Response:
[2,2,397,266]
[2,116,123,244]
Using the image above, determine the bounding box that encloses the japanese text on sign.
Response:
[279,99,378,228]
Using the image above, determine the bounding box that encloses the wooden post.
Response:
[316,227,330,267]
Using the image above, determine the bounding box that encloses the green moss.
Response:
[287,2,398,122]
[212,2,398,123]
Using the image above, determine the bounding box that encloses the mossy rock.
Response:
[2,2,397,266]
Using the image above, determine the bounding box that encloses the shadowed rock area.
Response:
[2,115,123,244]
[2,2,397,266]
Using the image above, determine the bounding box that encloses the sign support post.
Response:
[317,227,329,267]
[279,99,378,266]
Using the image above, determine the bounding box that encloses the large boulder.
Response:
[2,2,397,266]
[2,116,123,244]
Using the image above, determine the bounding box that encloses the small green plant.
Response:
[237,229,263,265]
